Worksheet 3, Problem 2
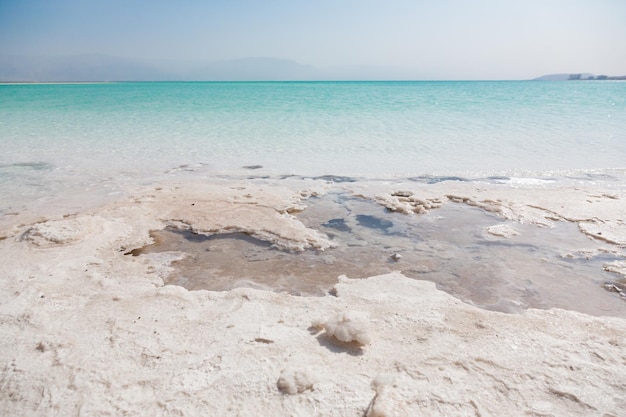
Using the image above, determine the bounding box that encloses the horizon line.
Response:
[5,79,616,84]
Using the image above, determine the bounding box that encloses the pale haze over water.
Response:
[1,0,625,80]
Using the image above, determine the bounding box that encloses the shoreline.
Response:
[2,175,625,312]
[1,175,625,415]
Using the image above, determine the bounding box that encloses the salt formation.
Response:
[604,260,626,276]
[276,367,315,395]
[390,253,402,261]
[365,374,406,417]
[486,223,520,238]
[18,217,100,246]
[313,310,371,346]
[375,191,443,214]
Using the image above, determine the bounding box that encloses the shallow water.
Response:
[1,81,626,214]
[131,193,626,317]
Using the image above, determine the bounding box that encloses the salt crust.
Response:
[18,217,103,246]
[604,260,626,276]
[365,180,626,246]
[486,223,520,238]
[1,178,626,416]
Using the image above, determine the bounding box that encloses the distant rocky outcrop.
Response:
[533,73,626,81]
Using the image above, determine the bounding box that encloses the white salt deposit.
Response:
[1,177,625,416]
[486,223,520,238]
[313,310,371,346]
[276,367,316,395]
[604,260,626,276]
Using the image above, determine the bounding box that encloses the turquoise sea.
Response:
[1,81,625,212]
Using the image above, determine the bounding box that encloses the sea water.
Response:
[1,81,626,213]
[2,81,626,315]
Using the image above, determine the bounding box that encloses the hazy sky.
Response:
[1,0,624,79]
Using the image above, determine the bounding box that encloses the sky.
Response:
[0,0,625,80]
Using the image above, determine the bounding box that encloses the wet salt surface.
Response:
[132,193,626,317]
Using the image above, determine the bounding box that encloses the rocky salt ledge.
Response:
[1,178,625,416]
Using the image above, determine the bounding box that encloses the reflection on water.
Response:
[131,193,626,318]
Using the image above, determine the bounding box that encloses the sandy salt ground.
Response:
[1,179,625,416]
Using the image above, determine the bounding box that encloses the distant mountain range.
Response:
[2,54,624,82]
[0,54,422,82]
[0,54,321,82]
[533,73,626,81]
